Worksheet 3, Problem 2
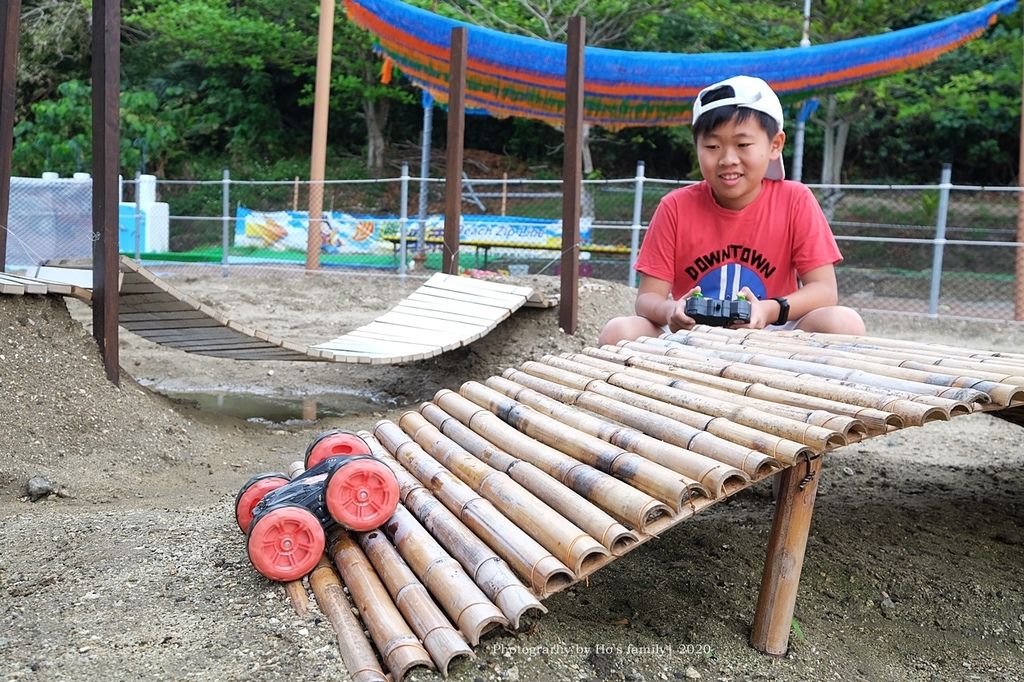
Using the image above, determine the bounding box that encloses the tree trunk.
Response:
[819,95,846,221]
[363,97,390,178]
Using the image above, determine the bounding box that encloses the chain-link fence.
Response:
[4,175,93,268]
[4,165,1023,322]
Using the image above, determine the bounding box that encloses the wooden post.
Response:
[0,0,22,271]
[1015,13,1024,321]
[91,0,120,385]
[751,456,823,655]
[501,172,508,216]
[307,0,335,271]
[443,27,467,276]
[559,16,585,335]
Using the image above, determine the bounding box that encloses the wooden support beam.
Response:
[1015,13,1024,321]
[559,16,584,335]
[443,27,467,276]
[0,0,21,271]
[91,0,120,385]
[307,0,335,271]
[750,456,823,655]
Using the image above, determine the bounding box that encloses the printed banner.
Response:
[235,207,395,254]
[235,207,590,253]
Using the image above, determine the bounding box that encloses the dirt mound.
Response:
[0,296,207,500]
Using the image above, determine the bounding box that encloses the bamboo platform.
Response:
[0,257,554,364]
[257,326,1023,680]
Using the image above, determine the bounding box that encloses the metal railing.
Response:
[4,163,1022,322]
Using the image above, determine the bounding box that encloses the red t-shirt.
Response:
[635,179,842,301]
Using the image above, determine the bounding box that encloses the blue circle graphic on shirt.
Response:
[697,264,767,300]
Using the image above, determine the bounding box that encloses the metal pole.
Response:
[791,0,812,183]
[133,172,142,262]
[399,161,409,277]
[927,163,953,317]
[221,168,230,277]
[628,160,646,288]
[417,98,432,258]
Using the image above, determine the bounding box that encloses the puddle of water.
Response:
[158,388,394,425]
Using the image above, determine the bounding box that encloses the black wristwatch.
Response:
[771,297,790,325]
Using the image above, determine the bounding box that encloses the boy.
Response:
[598,75,865,346]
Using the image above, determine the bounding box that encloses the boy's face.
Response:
[696,116,785,211]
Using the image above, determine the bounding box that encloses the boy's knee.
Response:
[598,317,633,346]
[598,316,661,346]
[797,306,865,335]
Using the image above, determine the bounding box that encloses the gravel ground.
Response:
[1,269,1022,682]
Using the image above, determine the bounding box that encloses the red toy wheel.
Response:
[235,473,289,534]
[325,459,399,532]
[246,506,325,582]
[305,430,372,470]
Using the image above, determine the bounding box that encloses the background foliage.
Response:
[10,0,1022,185]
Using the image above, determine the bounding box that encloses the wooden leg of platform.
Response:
[750,455,823,656]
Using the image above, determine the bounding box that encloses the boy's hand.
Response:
[734,288,774,329]
[667,286,701,332]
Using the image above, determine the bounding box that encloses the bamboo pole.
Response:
[611,342,939,427]
[630,337,966,417]
[661,333,988,405]
[399,410,610,576]
[329,530,434,680]
[751,457,824,656]
[517,359,805,468]
[790,330,1024,362]
[419,403,638,555]
[741,333,1019,403]
[374,419,575,596]
[493,372,749,498]
[735,330,1024,380]
[359,432,539,634]
[695,332,1024,405]
[283,459,312,617]
[433,389,671,534]
[358,530,473,675]
[307,557,388,682]
[549,353,848,452]
[459,382,694,511]
[383,504,513,643]
[573,348,867,440]
[589,346,893,432]
[488,373,720,495]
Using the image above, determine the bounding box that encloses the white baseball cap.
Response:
[692,75,785,180]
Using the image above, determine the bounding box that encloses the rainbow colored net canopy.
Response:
[344,0,1016,129]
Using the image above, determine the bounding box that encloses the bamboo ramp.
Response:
[268,325,1023,680]
[0,257,554,364]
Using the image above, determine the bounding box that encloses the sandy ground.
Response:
[1,267,1023,682]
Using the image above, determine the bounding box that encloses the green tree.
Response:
[12,79,182,176]
[16,0,91,114]
[123,0,315,164]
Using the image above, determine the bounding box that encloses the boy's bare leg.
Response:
[795,306,865,335]
[598,315,666,346]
